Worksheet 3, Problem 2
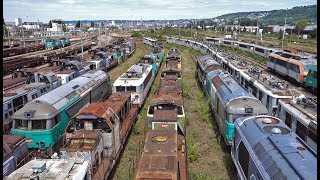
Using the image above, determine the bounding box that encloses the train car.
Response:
[196,54,224,88]
[204,37,277,58]
[203,37,221,46]
[122,38,136,57]
[3,134,30,177]
[221,39,236,48]
[42,38,62,50]
[167,48,182,60]
[251,43,275,58]
[134,130,187,180]
[168,37,317,151]
[150,45,164,64]
[4,68,61,92]
[277,97,317,153]
[166,54,182,69]
[59,37,71,47]
[113,63,154,107]
[6,158,90,179]
[3,71,62,133]
[267,51,317,84]
[160,66,182,89]
[231,115,317,180]
[61,92,138,179]
[55,60,87,84]
[10,70,112,157]
[304,64,317,90]
[146,81,185,133]
[138,55,159,76]
[143,37,157,46]
[104,44,124,63]
[215,51,304,116]
[204,68,269,145]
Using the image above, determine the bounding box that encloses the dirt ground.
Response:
[111,41,235,180]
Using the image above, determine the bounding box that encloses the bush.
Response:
[131,32,143,39]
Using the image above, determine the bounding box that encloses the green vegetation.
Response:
[216,5,317,26]
[131,31,143,39]
[296,19,309,39]
[132,123,141,135]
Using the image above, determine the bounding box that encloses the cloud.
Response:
[3,0,317,22]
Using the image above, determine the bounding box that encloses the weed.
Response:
[132,122,140,136]
[188,144,199,163]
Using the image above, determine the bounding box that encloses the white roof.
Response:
[7,159,89,180]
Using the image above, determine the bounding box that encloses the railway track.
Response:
[3,40,94,76]
[3,35,96,58]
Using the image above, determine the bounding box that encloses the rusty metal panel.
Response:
[134,130,178,180]
[153,110,177,122]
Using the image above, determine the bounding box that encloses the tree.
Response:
[295,19,308,40]
[309,28,317,38]
[90,21,94,27]
[62,22,67,32]
[48,20,52,28]
[75,20,81,28]
[278,29,284,40]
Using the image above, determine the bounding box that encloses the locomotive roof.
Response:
[208,69,255,104]
[153,110,177,122]
[12,70,108,120]
[218,51,304,97]
[7,159,89,180]
[269,51,317,67]
[235,115,317,179]
[73,92,130,120]
[61,130,101,151]
[135,130,177,179]
[150,92,183,106]
[198,54,223,73]
[3,83,47,102]
[113,64,152,86]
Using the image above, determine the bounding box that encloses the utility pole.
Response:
[22,18,26,47]
[6,25,12,49]
[281,13,292,50]
[238,17,240,36]
[80,20,83,58]
[98,22,101,46]
[281,14,287,50]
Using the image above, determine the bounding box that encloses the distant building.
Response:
[22,22,42,30]
[15,18,22,26]
[304,25,317,31]
[266,25,296,33]
[46,19,65,37]
[47,19,63,32]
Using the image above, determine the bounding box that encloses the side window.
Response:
[296,121,307,140]
[238,141,249,179]
[285,112,292,128]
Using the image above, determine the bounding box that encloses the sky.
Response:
[3,0,317,22]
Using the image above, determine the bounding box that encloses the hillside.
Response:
[216,5,317,26]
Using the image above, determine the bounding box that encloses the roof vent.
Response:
[24,110,36,118]
[262,118,272,124]
[271,128,282,134]
[32,161,46,173]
